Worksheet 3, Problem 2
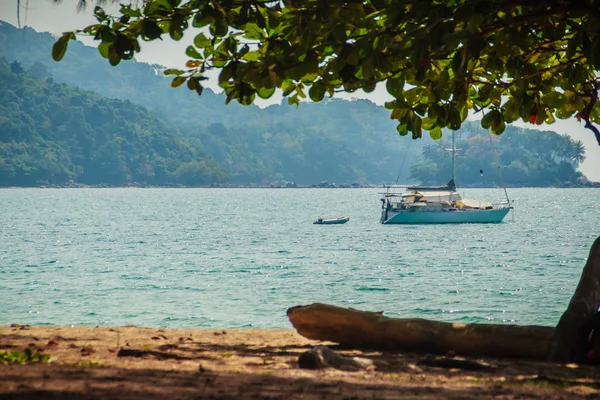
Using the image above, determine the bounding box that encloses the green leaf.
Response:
[98,25,116,43]
[481,110,498,129]
[120,4,142,18]
[52,32,74,62]
[308,83,326,102]
[288,95,300,107]
[491,120,506,135]
[257,86,276,99]
[282,80,296,96]
[429,126,443,140]
[242,51,261,62]
[542,92,567,109]
[164,68,184,76]
[142,20,162,41]
[108,44,121,66]
[386,76,405,98]
[98,41,110,58]
[422,117,436,130]
[211,16,229,38]
[396,123,409,136]
[566,32,580,59]
[412,114,422,139]
[244,22,266,40]
[446,106,462,130]
[171,76,186,88]
[427,104,442,120]
[194,33,212,48]
[186,46,203,60]
[94,6,107,22]
[169,19,185,41]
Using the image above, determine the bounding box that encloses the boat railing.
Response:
[492,201,512,210]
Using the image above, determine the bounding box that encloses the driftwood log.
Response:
[287,303,554,360]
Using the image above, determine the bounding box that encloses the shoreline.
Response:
[2,325,600,399]
[1,182,600,189]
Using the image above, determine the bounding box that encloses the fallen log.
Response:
[287,303,554,360]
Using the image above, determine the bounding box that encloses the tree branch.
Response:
[582,90,600,146]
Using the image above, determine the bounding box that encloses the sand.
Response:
[1,324,600,399]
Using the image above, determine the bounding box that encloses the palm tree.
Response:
[569,140,586,168]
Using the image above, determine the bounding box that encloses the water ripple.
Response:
[0,187,598,329]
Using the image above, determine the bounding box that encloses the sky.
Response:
[1,0,599,181]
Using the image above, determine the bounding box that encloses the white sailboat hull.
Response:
[381,207,511,224]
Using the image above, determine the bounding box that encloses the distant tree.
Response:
[27,61,50,80]
[9,60,24,74]
[207,122,228,137]
[174,159,229,186]
[0,59,208,187]
[409,125,586,187]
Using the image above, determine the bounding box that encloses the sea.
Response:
[1,188,598,330]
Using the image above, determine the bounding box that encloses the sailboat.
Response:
[380,132,512,224]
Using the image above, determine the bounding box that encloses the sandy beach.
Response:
[1,324,600,399]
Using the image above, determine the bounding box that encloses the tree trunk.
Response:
[548,235,600,363]
[287,303,554,359]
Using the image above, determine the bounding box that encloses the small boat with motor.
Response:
[314,216,350,225]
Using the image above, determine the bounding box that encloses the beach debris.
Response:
[117,348,191,360]
[46,340,58,348]
[417,354,497,371]
[80,345,95,356]
[298,345,373,371]
[158,344,179,351]
[10,324,31,331]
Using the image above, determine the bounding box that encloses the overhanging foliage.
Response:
[52,0,600,144]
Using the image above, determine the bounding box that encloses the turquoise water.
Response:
[1,188,598,329]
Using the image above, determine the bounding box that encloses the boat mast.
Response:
[487,131,511,205]
[452,131,456,186]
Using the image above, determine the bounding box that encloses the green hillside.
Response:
[410,122,588,187]
[0,22,591,187]
[0,58,228,187]
[0,21,423,185]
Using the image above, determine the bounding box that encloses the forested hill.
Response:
[0,58,228,187]
[0,22,235,127]
[0,22,591,187]
[0,21,423,185]
[410,121,589,187]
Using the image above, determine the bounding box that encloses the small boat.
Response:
[314,216,350,225]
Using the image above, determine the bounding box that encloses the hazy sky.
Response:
[1,0,599,181]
